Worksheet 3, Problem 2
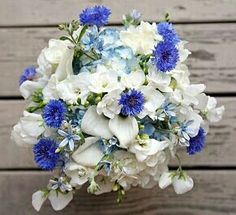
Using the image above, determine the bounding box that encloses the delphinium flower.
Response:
[187,127,206,155]
[157,22,180,45]
[58,124,81,151]
[119,89,145,116]
[33,138,60,171]
[152,41,179,72]
[79,5,111,27]
[42,99,67,128]
[19,66,37,86]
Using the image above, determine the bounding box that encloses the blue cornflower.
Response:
[187,127,206,155]
[58,125,81,151]
[33,138,59,170]
[79,6,111,27]
[42,100,67,128]
[19,66,37,86]
[157,22,180,45]
[152,41,179,72]
[119,89,145,117]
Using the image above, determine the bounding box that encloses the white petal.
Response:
[72,137,103,167]
[121,70,145,88]
[32,191,47,212]
[81,106,113,139]
[173,175,194,194]
[109,116,138,148]
[159,172,173,189]
[48,190,73,211]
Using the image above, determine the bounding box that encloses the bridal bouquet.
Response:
[11,6,224,211]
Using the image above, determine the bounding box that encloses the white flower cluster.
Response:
[11,7,224,211]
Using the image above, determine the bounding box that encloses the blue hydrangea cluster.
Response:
[119,89,145,116]
[19,66,37,86]
[187,128,206,155]
[157,22,180,45]
[152,41,179,72]
[42,99,66,128]
[33,138,59,170]
[79,5,111,27]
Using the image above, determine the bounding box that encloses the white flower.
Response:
[138,86,165,120]
[177,41,191,63]
[11,111,45,146]
[19,80,44,99]
[97,89,122,119]
[159,171,194,194]
[120,21,162,55]
[88,65,122,94]
[72,137,103,167]
[44,39,72,64]
[130,139,169,167]
[121,70,145,89]
[196,93,225,123]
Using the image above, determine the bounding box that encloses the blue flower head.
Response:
[33,138,59,170]
[79,5,111,27]
[42,100,67,128]
[157,22,180,45]
[152,41,179,72]
[119,89,145,116]
[187,127,206,155]
[19,66,37,86]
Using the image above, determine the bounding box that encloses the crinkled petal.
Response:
[32,191,47,212]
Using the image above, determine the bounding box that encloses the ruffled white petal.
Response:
[173,175,194,194]
[32,191,47,212]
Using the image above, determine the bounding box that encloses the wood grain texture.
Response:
[0,97,232,168]
[1,24,236,96]
[0,0,236,26]
[1,171,236,215]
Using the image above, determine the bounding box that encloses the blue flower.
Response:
[79,6,111,27]
[58,125,81,151]
[42,100,67,128]
[19,66,37,86]
[152,41,179,72]
[157,22,180,45]
[187,127,206,155]
[119,89,145,116]
[33,138,59,170]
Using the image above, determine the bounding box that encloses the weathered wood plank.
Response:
[0,0,236,26]
[0,97,232,168]
[0,24,236,95]
[1,171,236,215]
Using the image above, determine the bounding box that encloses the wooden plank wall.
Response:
[0,1,235,214]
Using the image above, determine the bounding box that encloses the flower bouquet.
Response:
[11,6,224,211]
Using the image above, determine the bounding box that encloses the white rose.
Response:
[120,21,162,55]
[11,111,45,146]
[97,89,121,119]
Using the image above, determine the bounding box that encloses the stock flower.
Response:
[79,6,111,27]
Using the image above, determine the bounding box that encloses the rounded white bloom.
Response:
[44,39,72,64]
[88,65,122,94]
[19,80,44,99]
[159,171,173,189]
[120,21,162,55]
[173,175,194,194]
[32,191,47,212]
[121,70,145,89]
[177,41,191,63]
[138,86,165,120]
[11,111,45,146]
[97,89,122,119]
[130,139,169,167]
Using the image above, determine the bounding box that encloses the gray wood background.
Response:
[0,0,235,214]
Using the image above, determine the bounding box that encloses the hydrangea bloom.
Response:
[187,127,206,155]
[152,41,179,72]
[119,89,145,116]
[19,66,37,86]
[42,100,66,128]
[33,138,59,170]
[11,6,224,211]
[79,5,111,27]
[157,22,180,45]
